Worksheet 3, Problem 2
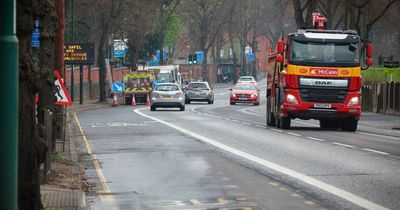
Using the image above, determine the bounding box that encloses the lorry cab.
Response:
[267,13,373,132]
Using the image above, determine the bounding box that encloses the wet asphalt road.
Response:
[76,80,400,210]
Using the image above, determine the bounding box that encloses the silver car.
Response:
[185,81,214,104]
[150,83,185,111]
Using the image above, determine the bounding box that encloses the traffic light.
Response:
[193,53,198,64]
[188,54,193,65]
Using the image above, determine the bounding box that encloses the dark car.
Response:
[185,81,214,104]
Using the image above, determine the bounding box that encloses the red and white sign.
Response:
[310,68,338,76]
[54,71,72,106]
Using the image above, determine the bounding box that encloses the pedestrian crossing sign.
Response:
[54,71,72,106]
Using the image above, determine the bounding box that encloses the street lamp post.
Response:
[0,0,18,209]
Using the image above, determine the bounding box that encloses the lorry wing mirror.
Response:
[277,40,284,54]
[366,57,373,66]
[276,54,283,63]
[366,43,373,58]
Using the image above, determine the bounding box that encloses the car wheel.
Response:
[185,100,190,104]
[208,99,212,104]
[150,105,156,111]
[230,101,236,105]
[180,105,185,111]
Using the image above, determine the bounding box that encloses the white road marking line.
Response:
[287,132,301,137]
[255,125,265,128]
[241,122,252,126]
[357,131,400,140]
[332,142,355,148]
[135,108,389,210]
[240,108,264,116]
[232,119,240,123]
[306,137,326,142]
[362,148,389,155]
[271,128,283,132]
[223,118,231,120]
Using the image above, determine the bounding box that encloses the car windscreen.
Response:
[155,85,179,91]
[234,84,256,90]
[239,77,253,81]
[188,83,207,89]
[289,40,359,67]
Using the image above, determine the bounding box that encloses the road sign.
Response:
[54,71,72,106]
[247,53,255,62]
[32,27,40,48]
[195,51,204,62]
[114,50,125,58]
[64,43,95,65]
[112,81,125,93]
[152,80,162,89]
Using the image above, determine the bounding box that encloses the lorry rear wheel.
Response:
[341,118,358,132]
[266,97,275,126]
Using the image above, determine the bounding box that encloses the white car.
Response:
[150,83,185,111]
[237,76,257,85]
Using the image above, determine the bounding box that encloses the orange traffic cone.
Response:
[131,94,137,106]
[146,93,151,106]
[112,94,119,106]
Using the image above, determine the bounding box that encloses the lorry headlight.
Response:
[286,94,298,104]
[348,96,359,106]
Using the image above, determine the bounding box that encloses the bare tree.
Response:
[120,0,158,70]
[291,0,319,28]
[179,0,234,81]
[83,0,126,101]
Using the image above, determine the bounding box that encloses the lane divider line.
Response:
[271,128,283,133]
[287,132,301,137]
[357,131,400,141]
[135,108,389,210]
[306,137,326,142]
[332,142,355,148]
[241,122,252,126]
[73,112,119,210]
[362,148,389,155]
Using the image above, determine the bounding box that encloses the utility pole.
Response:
[0,0,18,209]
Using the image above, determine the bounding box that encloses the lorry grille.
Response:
[300,88,347,103]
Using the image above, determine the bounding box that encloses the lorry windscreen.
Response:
[289,40,359,67]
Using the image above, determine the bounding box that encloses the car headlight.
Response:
[231,93,236,97]
[286,94,298,104]
[347,96,359,106]
[251,93,258,97]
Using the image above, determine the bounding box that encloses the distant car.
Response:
[230,83,260,105]
[237,76,257,85]
[150,83,185,111]
[185,81,214,104]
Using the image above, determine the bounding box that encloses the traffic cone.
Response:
[112,94,119,106]
[131,94,137,106]
[146,93,151,106]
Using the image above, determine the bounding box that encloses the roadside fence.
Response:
[362,82,400,114]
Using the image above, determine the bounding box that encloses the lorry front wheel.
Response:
[341,117,358,132]
[280,116,291,129]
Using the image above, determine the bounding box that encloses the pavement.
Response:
[40,100,110,210]
[39,87,399,209]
